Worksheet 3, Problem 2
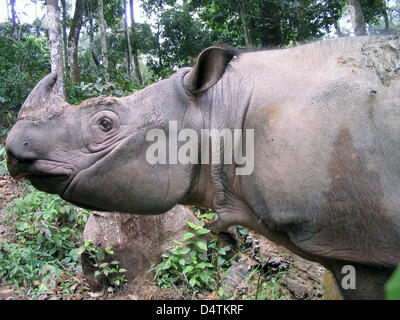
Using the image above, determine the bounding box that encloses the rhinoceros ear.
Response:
[184,46,239,94]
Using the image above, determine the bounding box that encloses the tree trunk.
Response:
[60,0,68,73]
[382,6,389,30]
[349,0,367,36]
[86,0,100,71]
[156,21,163,73]
[34,0,38,20]
[82,206,201,291]
[98,0,110,82]
[333,20,344,37]
[129,0,143,86]
[10,0,17,40]
[45,0,65,97]
[68,0,84,83]
[328,7,344,37]
[239,0,251,48]
[124,0,134,83]
[6,0,10,21]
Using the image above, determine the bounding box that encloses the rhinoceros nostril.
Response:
[5,145,36,164]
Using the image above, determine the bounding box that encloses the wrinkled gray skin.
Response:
[6,36,400,299]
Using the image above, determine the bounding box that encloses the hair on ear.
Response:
[210,44,241,70]
[187,45,241,94]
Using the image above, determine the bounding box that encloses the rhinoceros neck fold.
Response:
[196,66,255,210]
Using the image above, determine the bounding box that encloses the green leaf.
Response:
[196,241,207,251]
[198,212,215,220]
[180,247,190,255]
[76,247,85,256]
[183,232,195,240]
[169,248,180,255]
[187,221,198,229]
[195,228,211,236]
[217,256,227,266]
[96,248,105,261]
[84,240,94,247]
[105,246,114,255]
[182,266,194,274]
[94,83,104,92]
[237,226,249,235]
[385,265,400,300]
[196,262,212,269]
[218,246,231,255]
[189,276,197,287]
[199,273,210,283]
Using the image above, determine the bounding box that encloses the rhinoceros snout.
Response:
[6,130,73,196]
[5,132,39,179]
[5,150,34,179]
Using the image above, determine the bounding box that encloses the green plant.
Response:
[0,24,50,113]
[150,219,233,296]
[77,240,127,293]
[240,267,288,300]
[0,185,90,296]
[0,144,7,176]
[385,265,400,300]
[255,273,287,300]
[66,78,136,105]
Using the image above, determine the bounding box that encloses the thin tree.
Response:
[349,0,367,35]
[10,0,17,39]
[239,0,251,47]
[5,0,10,21]
[382,3,390,30]
[45,0,65,97]
[68,0,84,83]
[124,0,134,83]
[86,0,100,71]
[60,0,69,72]
[327,3,344,37]
[98,0,110,82]
[130,0,143,85]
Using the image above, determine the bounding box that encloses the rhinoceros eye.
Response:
[98,118,113,132]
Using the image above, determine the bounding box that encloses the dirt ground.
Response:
[0,171,335,300]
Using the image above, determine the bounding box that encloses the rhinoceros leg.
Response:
[209,193,329,267]
[209,193,395,300]
[326,261,394,300]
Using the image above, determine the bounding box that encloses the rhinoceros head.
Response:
[6,46,238,214]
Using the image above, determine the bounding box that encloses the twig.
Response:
[256,257,270,300]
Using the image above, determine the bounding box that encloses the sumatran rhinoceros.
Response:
[5,35,400,299]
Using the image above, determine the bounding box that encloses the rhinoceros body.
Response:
[6,36,400,299]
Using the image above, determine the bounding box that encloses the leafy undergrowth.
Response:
[150,210,289,300]
[0,184,92,298]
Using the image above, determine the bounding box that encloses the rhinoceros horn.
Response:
[18,73,69,119]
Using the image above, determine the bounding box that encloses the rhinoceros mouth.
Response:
[8,158,75,195]
[9,159,73,178]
